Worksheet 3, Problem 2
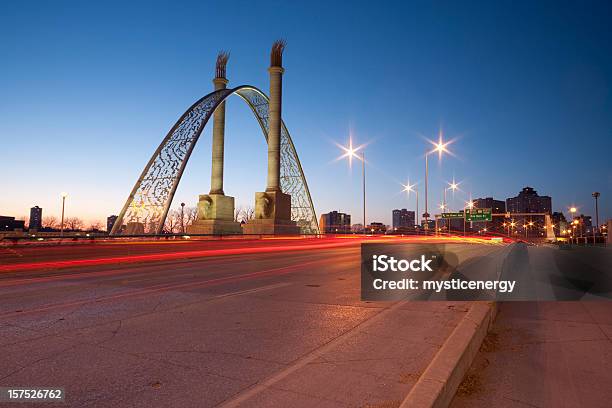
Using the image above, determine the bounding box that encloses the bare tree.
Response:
[42,216,58,229]
[164,209,179,233]
[64,217,84,231]
[242,206,255,222]
[19,216,29,228]
[185,207,198,226]
[89,221,103,231]
[234,206,242,222]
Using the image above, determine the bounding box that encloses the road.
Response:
[0,237,502,407]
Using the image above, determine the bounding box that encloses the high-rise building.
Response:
[506,187,552,237]
[392,209,415,231]
[29,206,42,230]
[319,211,351,233]
[506,187,551,214]
[107,215,118,233]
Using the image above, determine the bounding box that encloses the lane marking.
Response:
[0,256,352,318]
[0,248,356,288]
[0,240,360,274]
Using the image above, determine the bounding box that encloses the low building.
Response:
[573,214,593,236]
[552,211,567,235]
[319,211,351,233]
[0,216,25,231]
[367,222,387,234]
[421,219,435,230]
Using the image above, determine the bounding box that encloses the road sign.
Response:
[465,208,492,222]
[441,212,464,219]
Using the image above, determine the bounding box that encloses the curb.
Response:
[400,301,497,408]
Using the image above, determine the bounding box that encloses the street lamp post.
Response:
[180,202,186,234]
[415,188,419,230]
[423,134,452,233]
[361,151,366,234]
[60,192,68,237]
[463,200,473,237]
[592,192,600,238]
[403,181,419,232]
[338,138,366,234]
[569,206,577,244]
[443,180,459,234]
[424,152,429,231]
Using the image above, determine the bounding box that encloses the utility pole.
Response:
[60,192,68,237]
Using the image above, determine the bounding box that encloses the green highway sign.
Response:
[465,208,492,222]
[441,212,464,219]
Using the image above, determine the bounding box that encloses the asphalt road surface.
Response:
[0,237,502,407]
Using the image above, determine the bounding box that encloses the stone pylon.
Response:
[244,41,299,235]
[187,51,242,235]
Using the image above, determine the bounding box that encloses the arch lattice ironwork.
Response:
[110,85,319,235]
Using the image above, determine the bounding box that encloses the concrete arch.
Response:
[110,86,319,235]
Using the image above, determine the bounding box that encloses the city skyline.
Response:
[1,1,611,226]
[7,182,597,233]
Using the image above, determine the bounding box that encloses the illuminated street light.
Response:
[423,131,454,231]
[440,177,461,233]
[402,180,419,227]
[462,200,474,236]
[443,177,460,212]
[338,137,366,233]
[569,206,577,224]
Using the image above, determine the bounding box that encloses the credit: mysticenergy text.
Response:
[361,244,518,301]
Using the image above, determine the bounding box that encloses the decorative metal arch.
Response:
[110,85,319,235]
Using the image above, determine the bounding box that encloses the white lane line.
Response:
[212,282,293,300]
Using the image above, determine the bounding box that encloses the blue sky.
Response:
[1,0,611,225]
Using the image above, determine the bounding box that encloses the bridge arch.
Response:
[110,85,319,235]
